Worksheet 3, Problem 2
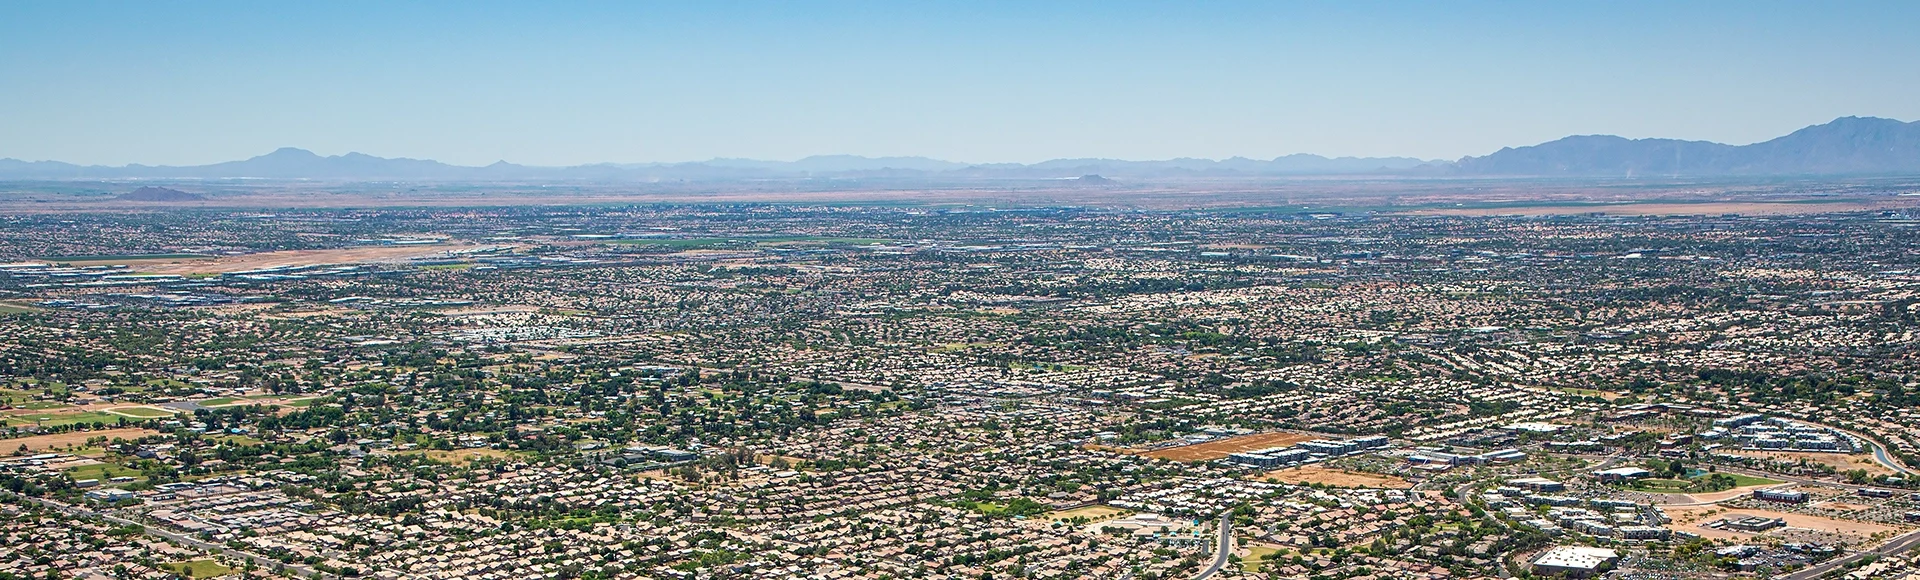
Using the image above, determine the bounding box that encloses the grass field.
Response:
[162,560,233,579]
[213,435,265,446]
[1242,544,1286,572]
[3,410,126,428]
[1628,472,1781,492]
[107,406,176,418]
[67,462,143,482]
[1723,473,1783,486]
[0,303,34,314]
[1140,431,1315,462]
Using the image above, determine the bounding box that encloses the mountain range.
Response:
[1,116,1915,182]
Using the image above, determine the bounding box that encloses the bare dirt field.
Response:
[128,244,484,275]
[1042,505,1131,521]
[1253,465,1413,489]
[4,428,161,452]
[1139,431,1315,462]
[1725,450,1897,476]
[1664,505,1898,541]
[388,448,515,465]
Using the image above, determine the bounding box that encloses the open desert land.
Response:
[3,428,163,453]
[1657,482,1795,505]
[112,244,489,275]
[1139,431,1315,462]
[1725,450,1899,476]
[1253,465,1413,489]
[1663,505,1900,542]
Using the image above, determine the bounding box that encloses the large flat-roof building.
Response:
[1531,546,1619,577]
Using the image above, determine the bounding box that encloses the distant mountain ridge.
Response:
[2,116,1916,181]
[1455,116,1920,176]
[0,149,1432,182]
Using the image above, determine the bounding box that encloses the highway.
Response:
[1191,513,1234,580]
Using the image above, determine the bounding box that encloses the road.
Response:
[6,492,334,580]
[1782,527,1920,580]
[1191,513,1234,580]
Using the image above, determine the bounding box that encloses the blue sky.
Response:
[3,1,1917,166]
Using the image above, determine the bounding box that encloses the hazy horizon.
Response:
[5,1,1919,167]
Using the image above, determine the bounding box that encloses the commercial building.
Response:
[1591,467,1651,482]
[1531,546,1619,577]
[1752,489,1810,504]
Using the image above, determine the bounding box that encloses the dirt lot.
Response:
[1725,450,1898,476]
[403,448,515,465]
[4,428,161,452]
[1042,505,1130,521]
[1139,431,1315,462]
[1253,465,1413,489]
[1664,505,1898,542]
[129,244,486,275]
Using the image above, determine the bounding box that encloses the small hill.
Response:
[118,186,205,202]
[1073,174,1115,185]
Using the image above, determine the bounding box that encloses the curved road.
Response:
[1191,513,1234,580]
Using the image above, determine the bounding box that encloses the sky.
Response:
[3,1,1918,167]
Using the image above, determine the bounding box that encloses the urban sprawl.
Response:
[5,204,1920,580]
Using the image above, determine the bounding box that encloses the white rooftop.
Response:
[1533,546,1618,571]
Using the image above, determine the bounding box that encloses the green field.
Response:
[108,406,176,418]
[213,434,265,446]
[162,560,233,579]
[0,303,34,314]
[67,463,143,482]
[1627,478,1694,492]
[199,397,239,406]
[1722,473,1783,486]
[1626,472,1782,492]
[3,411,125,428]
[1243,545,1285,572]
